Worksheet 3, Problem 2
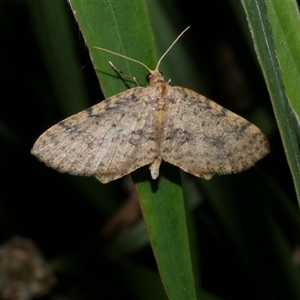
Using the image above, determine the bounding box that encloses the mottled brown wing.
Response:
[31,87,158,183]
[160,86,270,179]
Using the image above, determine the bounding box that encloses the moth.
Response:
[31,27,269,183]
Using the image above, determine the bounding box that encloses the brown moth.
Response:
[31,27,269,183]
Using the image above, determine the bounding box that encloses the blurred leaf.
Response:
[28,0,89,115]
[201,173,300,299]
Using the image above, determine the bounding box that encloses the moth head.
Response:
[146,71,164,84]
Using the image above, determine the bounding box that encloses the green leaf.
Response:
[135,175,197,300]
[235,0,300,297]
[241,0,300,203]
[68,0,156,97]
[67,1,198,299]
[265,0,300,120]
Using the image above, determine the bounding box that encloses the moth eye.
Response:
[146,71,163,82]
[146,73,152,82]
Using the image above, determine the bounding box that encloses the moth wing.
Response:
[160,86,270,179]
[31,87,158,183]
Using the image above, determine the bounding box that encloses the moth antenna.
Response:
[94,26,190,73]
[155,26,190,71]
[93,46,152,73]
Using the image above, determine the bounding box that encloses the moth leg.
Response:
[109,61,141,86]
